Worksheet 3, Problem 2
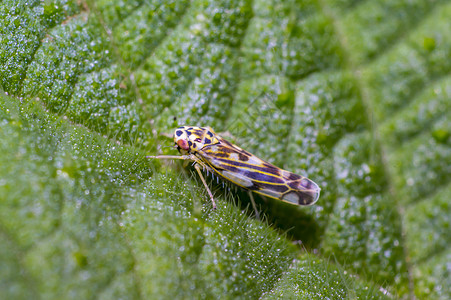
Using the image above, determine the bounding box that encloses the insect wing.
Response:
[198,137,320,206]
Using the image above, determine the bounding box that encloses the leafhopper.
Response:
[148,126,320,213]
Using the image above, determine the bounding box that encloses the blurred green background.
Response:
[1,0,450,299]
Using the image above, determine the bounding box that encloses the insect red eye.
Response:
[177,139,189,150]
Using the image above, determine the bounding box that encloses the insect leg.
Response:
[248,192,260,220]
[146,155,191,160]
[194,163,217,210]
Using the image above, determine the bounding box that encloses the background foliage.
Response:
[1,0,450,299]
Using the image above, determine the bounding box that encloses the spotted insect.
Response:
[148,126,320,212]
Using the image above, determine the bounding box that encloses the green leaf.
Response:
[1,0,450,298]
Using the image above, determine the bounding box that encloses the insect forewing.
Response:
[198,136,320,206]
